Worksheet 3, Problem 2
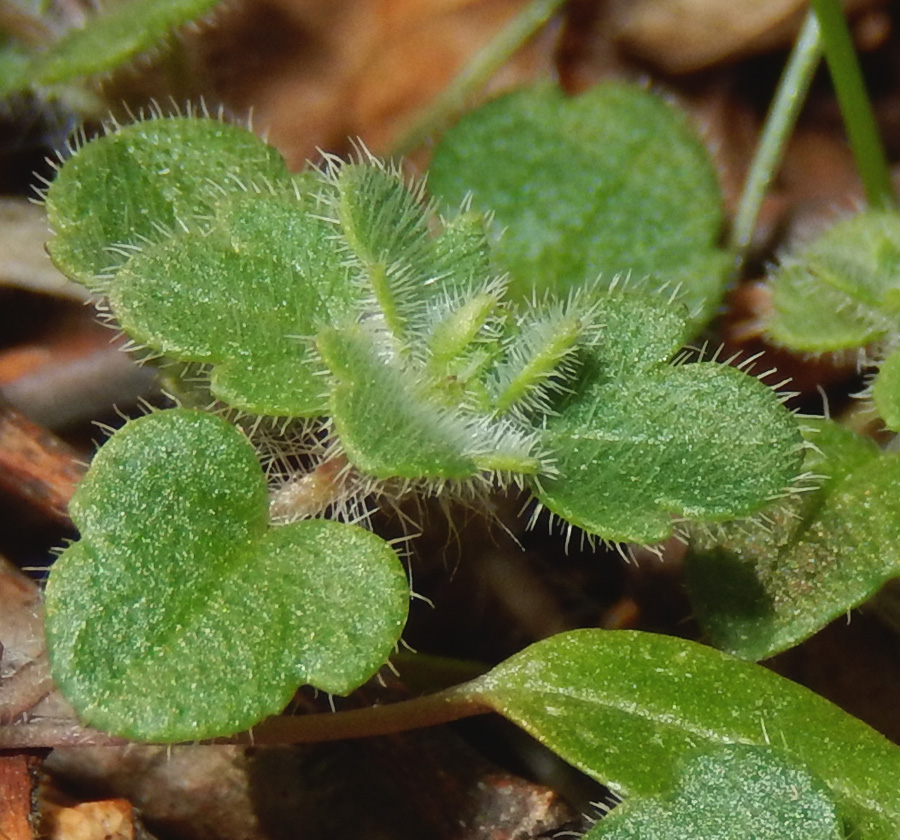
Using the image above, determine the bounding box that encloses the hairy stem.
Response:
[730,10,822,268]
[812,0,896,210]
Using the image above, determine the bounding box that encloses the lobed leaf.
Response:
[532,292,803,544]
[468,629,900,840]
[46,117,359,416]
[428,83,731,322]
[584,744,844,840]
[685,419,900,661]
[766,210,900,352]
[44,409,409,741]
[45,116,293,285]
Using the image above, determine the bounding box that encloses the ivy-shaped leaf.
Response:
[532,291,803,544]
[44,409,409,742]
[766,210,900,353]
[22,0,221,87]
[45,116,295,284]
[428,83,731,322]
[584,744,845,840]
[466,629,900,840]
[684,419,900,661]
[46,117,358,416]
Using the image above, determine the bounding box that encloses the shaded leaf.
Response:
[685,419,900,661]
[27,0,221,86]
[428,83,731,322]
[44,409,409,741]
[872,347,900,432]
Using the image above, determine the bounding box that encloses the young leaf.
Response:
[532,291,803,544]
[468,629,900,840]
[317,324,481,480]
[428,83,731,322]
[331,162,437,344]
[44,409,409,741]
[685,419,900,661]
[317,324,544,479]
[584,744,845,840]
[25,0,221,86]
[766,210,900,352]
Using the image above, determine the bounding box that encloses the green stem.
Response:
[392,0,567,155]
[242,686,489,745]
[730,10,822,268]
[0,687,491,749]
[812,0,896,210]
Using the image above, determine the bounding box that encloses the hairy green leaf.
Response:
[318,324,481,480]
[46,116,293,284]
[46,118,358,415]
[532,292,802,544]
[44,409,409,741]
[428,83,731,321]
[27,0,220,86]
[585,744,845,840]
[469,629,900,840]
[685,419,900,661]
[318,324,544,479]
[766,210,900,352]
[332,162,437,343]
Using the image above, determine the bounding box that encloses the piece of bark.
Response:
[0,199,89,303]
[0,753,38,840]
[0,398,85,524]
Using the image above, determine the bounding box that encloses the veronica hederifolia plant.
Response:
[40,86,804,739]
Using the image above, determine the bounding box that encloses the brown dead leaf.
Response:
[192,0,558,166]
[40,794,136,840]
[611,0,884,74]
[0,199,89,303]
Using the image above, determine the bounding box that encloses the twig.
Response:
[0,397,84,524]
